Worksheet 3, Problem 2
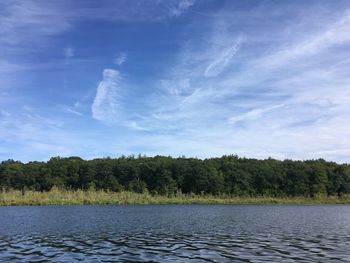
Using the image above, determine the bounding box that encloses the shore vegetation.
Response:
[1,155,350,206]
[1,188,350,206]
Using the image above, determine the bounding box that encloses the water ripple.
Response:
[0,205,350,262]
[0,232,349,262]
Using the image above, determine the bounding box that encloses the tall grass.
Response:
[1,188,350,206]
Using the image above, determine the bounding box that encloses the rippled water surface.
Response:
[0,205,350,262]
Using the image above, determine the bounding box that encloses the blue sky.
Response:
[1,0,350,163]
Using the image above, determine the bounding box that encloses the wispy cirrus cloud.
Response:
[0,1,195,45]
[91,69,120,122]
[2,1,350,163]
[114,52,127,66]
[65,108,83,117]
[64,47,74,58]
[129,121,149,131]
[0,1,198,161]
[229,104,284,125]
[168,0,196,17]
[126,3,350,162]
[0,1,72,46]
[0,0,196,87]
[204,37,242,77]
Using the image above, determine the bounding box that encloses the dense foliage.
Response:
[1,155,349,197]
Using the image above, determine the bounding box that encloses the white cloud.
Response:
[0,1,195,47]
[74,101,82,108]
[169,0,195,17]
[64,47,74,58]
[66,108,83,116]
[229,104,285,125]
[0,110,123,162]
[130,121,149,131]
[0,1,72,46]
[0,0,196,93]
[247,12,350,73]
[91,69,120,122]
[137,7,350,162]
[1,1,350,163]
[114,52,127,66]
[204,38,242,77]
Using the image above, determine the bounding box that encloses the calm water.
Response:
[0,205,350,262]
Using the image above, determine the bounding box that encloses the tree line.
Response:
[0,155,349,197]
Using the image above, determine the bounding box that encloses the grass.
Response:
[1,188,350,206]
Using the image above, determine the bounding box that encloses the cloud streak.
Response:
[114,52,127,66]
[64,47,74,58]
[1,1,350,163]
[169,0,196,17]
[204,37,242,77]
[229,104,285,125]
[134,4,350,163]
[92,69,120,122]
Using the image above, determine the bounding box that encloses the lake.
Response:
[0,205,349,262]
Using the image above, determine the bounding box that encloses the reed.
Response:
[1,188,350,206]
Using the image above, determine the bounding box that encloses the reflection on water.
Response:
[0,205,350,262]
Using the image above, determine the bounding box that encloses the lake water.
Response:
[0,205,349,262]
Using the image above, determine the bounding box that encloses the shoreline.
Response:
[1,189,350,206]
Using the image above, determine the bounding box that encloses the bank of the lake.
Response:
[1,189,350,206]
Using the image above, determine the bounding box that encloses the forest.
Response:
[0,155,349,197]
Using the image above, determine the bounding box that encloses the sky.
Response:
[1,0,350,163]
